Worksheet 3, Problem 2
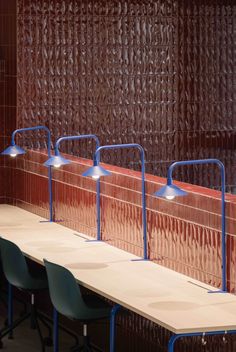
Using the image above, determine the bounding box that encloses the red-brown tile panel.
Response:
[53,181,97,237]
[3,0,236,350]
[16,0,236,194]
[7,150,236,293]
[3,147,236,350]
[0,0,17,198]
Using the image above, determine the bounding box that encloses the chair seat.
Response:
[44,259,111,322]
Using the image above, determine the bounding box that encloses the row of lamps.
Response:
[1,126,227,292]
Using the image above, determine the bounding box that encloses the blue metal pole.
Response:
[94,143,148,260]
[167,159,226,292]
[168,330,236,352]
[168,334,180,352]
[53,308,59,352]
[55,134,101,240]
[11,126,53,222]
[96,150,101,241]
[109,304,121,352]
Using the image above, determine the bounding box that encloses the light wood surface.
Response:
[1,204,236,334]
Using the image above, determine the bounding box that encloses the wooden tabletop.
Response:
[1,204,236,335]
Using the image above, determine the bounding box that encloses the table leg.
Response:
[109,304,121,352]
[168,334,180,352]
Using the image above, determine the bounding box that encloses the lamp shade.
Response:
[154,184,187,198]
[44,155,71,167]
[1,144,26,156]
[82,165,111,178]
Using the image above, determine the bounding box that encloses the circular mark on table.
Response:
[124,288,170,298]
[36,246,77,253]
[25,241,65,247]
[66,262,108,270]
[149,301,200,311]
[0,222,23,227]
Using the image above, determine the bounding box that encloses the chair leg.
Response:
[30,294,36,329]
[30,294,53,352]
[33,312,45,352]
[0,312,31,339]
[78,324,95,352]
[37,313,52,340]
[53,310,79,349]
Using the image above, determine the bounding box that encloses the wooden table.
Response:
[1,204,236,351]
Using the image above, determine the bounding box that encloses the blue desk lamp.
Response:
[82,143,148,260]
[2,126,53,222]
[154,159,226,292]
[43,134,101,239]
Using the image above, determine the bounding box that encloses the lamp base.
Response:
[208,289,227,294]
[131,258,149,262]
[39,220,64,223]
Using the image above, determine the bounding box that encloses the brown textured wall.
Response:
[1,0,236,351]
[16,0,236,192]
[5,149,236,352]
[0,0,17,201]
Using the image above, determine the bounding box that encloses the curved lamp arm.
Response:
[93,143,148,260]
[55,134,100,160]
[11,125,52,158]
[46,134,101,240]
[166,158,226,292]
[8,125,53,222]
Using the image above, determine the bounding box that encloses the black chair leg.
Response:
[30,294,36,330]
[37,312,53,346]
[77,342,94,352]
[30,294,54,350]
[33,313,45,352]
[0,311,31,339]
[75,325,96,352]
[55,312,80,348]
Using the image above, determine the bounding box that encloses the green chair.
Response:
[44,259,111,352]
[0,252,27,343]
[0,238,52,351]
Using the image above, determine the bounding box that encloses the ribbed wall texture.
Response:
[16,0,236,192]
[5,149,236,352]
[0,0,17,201]
[1,0,236,351]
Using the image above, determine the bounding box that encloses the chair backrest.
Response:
[0,237,32,289]
[44,259,89,320]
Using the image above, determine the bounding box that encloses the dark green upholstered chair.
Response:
[0,238,52,351]
[0,252,27,343]
[0,253,8,316]
[44,259,111,352]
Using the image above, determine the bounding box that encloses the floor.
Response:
[0,300,79,352]
[0,295,107,352]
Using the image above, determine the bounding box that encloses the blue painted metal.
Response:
[154,183,187,198]
[82,164,111,178]
[109,304,121,352]
[1,144,26,156]
[45,134,101,240]
[44,155,71,167]
[168,330,236,352]
[2,126,53,222]
[154,158,226,292]
[83,143,148,260]
[53,308,59,352]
